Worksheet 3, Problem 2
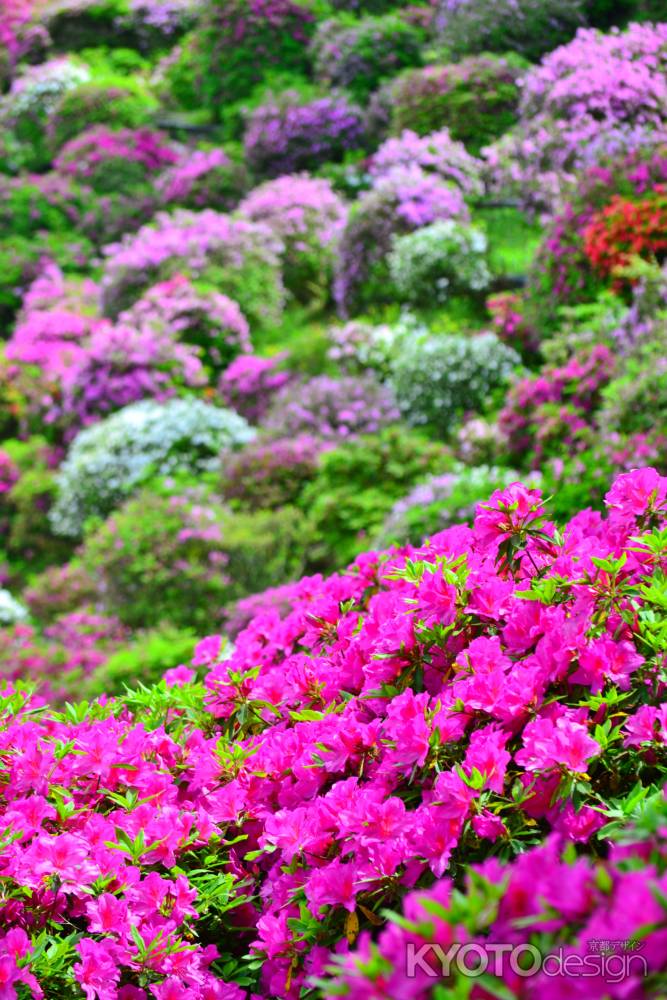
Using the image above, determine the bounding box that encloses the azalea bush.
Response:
[388,330,519,435]
[243,93,366,178]
[334,166,469,315]
[239,174,347,302]
[49,397,255,537]
[195,0,319,112]
[54,126,180,194]
[156,147,249,212]
[46,78,158,152]
[75,484,312,628]
[0,469,666,996]
[435,0,585,60]
[374,55,524,153]
[310,12,424,102]
[262,373,399,441]
[101,209,285,324]
[388,219,490,306]
[119,275,252,375]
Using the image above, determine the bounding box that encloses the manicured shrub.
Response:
[262,373,400,440]
[47,79,157,152]
[486,23,667,212]
[0,173,87,239]
[435,0,585,61]
[0,589,28,626]
[334,166,469,315]
[376,55,524,153]
[389,331,519,434]
[0,56,90,169]
[243,93,366,178]
[368,127,483,196]
[531,147,667,309]
[388,219,490,305]
[218,354,292,423]
[297,426,451,566]
[53,320,207,432]
[50,397,255,537]
[101,209,285,324]
[221,434,326,509]
[499,344,617,468]
[195,0,319,113]
[599,338,667,437]
[0,231,94,328]
[310,12,424,102]
[77,486,312,628]
[0,470,666,996]
[239,174,347,301]
[156,147,248,211]
[120,274,252,373]
[54,126,180,194]
[583,187,667,283]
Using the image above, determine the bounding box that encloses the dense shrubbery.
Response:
[1,4,667,997]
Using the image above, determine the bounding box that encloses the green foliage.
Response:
[48,79,157,152]
[388,55,526,154]
[297,427,451,567]
[0,231,93,328]
[77,486,312,628]
[84,625,197,696]
[194,0,324,118]
[311,12,424,102]
[600,336,667,437]
[0,438,74,585]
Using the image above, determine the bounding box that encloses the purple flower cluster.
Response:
[262,373,399,440]
[243,94,366,178]
[101,208,285,322]
[486,23,667,213]
[369,128,483,196]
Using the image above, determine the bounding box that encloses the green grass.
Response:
[474,205,543,277]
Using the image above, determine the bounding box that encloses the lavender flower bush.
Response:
[243,93,366,178]
[262,373,399,440]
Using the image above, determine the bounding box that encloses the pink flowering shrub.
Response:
[239,174,347,302]
[156,148,249,212]
[101,209,285,324]
[221,434,328,510]
[485,23,667,213]
[120,275,252,374]
[218,354,291,424]
[54,127,180,194]
[0,469,666,996]
[499,344,617,468]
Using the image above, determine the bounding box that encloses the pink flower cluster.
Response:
[0,468,666,996]
[54,128,180,183]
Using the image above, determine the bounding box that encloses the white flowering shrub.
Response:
[375,464,542,547]
[388,220,490,305]
[0,57,90,123]
[0,589,28,626]
[388,331,519,433]
[326,312,425,377]
[50,398,255,537]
